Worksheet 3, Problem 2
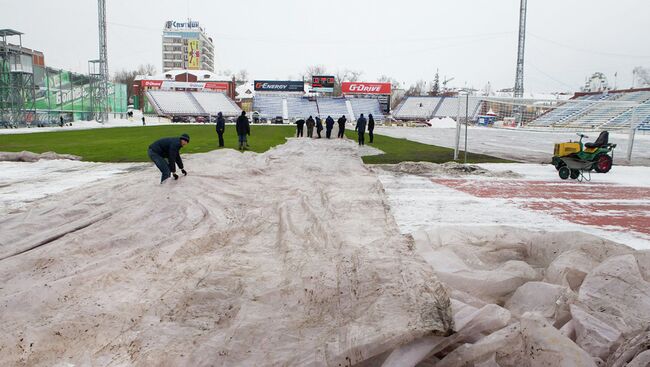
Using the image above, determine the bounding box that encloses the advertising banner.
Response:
[141,80,229,91]
[254,80,304,92]
[187,39,200,70]
[311,75,335,92]
[204,82,230,91]
[342,82,391,95]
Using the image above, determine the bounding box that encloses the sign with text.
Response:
[254,80,304,92]
[187,39,200,70]
[341,82,391,95]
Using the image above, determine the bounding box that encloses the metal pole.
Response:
[454,96,460,160]
[627,105,637,162]
[464,94,469,164]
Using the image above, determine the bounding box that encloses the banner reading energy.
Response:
[187,39,200,70]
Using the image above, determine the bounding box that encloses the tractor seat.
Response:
[585,131,609,149]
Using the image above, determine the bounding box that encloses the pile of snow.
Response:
[374,161,521,178]
[0,160,144,212]
[379,226,650,366]
[428,117,458,128]
[0,139,452,366]
[0,151,81,162]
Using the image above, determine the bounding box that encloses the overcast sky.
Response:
[2,0,649,93]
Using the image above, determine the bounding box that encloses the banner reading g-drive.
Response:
[187,39,200,70]
[254,80,304,92]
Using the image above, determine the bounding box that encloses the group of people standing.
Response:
[215,111,251,151]
[295,114,375,145]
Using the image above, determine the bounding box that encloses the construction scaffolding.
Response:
[0,29,36,127]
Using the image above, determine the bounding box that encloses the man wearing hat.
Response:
[147,133,190,183]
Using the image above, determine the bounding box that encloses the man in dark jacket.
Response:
[355,114,367,146]
[306,116,315,138]
[337,115,347,138]
[325,116,335,139]
[148,133,190,183]
[236,111,250,150]
[368,113,375,143]
[315,116,323,138]
[215,112,225,147]
[295,118,305,137]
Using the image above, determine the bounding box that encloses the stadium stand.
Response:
[146,90,242,117]
[393,96,482,120]
[315,98,348,118]
[528,90,650,130]
[252,94,285,119]
[252,95,384,121]
[191,92,241,116]
[287,97,319,119]
[393,97,440,120]
[147,90,204,115]
[348,98,384,120]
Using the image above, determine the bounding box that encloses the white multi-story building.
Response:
[162,19,215,72]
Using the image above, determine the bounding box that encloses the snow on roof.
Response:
[137,69,226,82]
[236,83,255,99]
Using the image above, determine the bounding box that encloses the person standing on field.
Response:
[368,113,375,143]
[315,116,323,138]
[295,118,305,137]
[215,112,225,147]
[236,111,250,151]
[325,115,335,139]
[355,113,367,146]
[147,133,190,183]
[337,115,347,138]
[306,116,315,138]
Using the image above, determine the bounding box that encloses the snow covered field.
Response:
[376,125,650,166]
[376,163,650,249]
[2,139,650,365]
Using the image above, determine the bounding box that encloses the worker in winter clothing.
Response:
[325,116,335,139]
[355,114,367,146]
[148,133,190,183]
[236,111,250,150]
[295,118,305,137]
[368,113,375,143]
[315,116,323,138]
[216,112,226,147]
[306,116,315,138]
[337,115,347,138]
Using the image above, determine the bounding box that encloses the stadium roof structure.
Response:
[135,69,228,82]
[0,29,23,37]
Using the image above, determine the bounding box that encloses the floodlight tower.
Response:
[514,0,527,98]
[95,0,109,122]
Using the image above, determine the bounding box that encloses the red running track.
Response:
[431,178,650,236]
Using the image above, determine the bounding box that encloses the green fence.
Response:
[1,61,127,126]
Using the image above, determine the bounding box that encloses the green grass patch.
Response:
[0,125,296,162]
[0,125,510,164]
[346,131,513,164]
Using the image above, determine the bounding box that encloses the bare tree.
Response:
[405,80,427,96]
[235,69,249,86]
[633,66,650,87]
[333,69,363,96]
[378,75,401,90]
[113,64,157,99]
[378,75,405,109]
[302,65,328,81]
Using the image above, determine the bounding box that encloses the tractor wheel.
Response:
[594,154,613,173]
[570,169,580,179]
[559,166,570,180]
[554,160,566,171]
